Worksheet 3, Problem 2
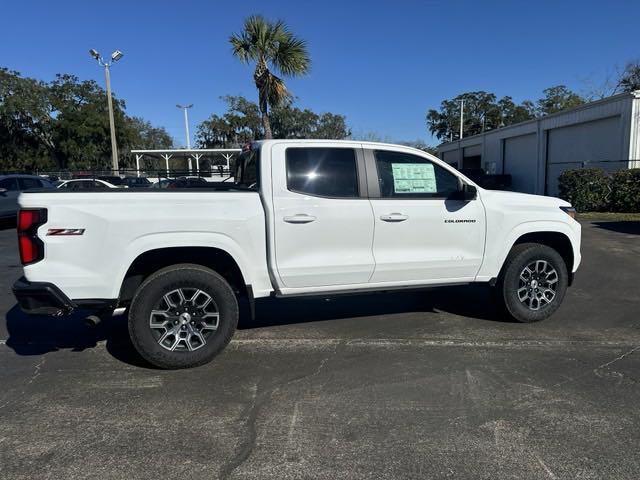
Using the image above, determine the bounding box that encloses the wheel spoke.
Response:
[517,286,529,301]
[158,328,176,347]
[191,289,210,308]
[189,329,207,349]
[520,266,533,282]
[530,296,540,310]
[169,335,182,351]
[150,310,172,329]
[175,289,187,305]
[162,293,175,309]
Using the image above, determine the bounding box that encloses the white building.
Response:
[437,91,640,196]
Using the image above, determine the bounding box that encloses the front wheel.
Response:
[496,243,568,323]
[128,264,238,369]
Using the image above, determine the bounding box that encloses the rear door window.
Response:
[286,147,359,198]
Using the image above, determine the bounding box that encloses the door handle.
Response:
[283,214,317,224]
[380,213,409,222]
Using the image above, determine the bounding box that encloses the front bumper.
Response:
[12,277,75,316]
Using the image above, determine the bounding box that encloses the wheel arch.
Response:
[498,229,575,285]
[118,246,250,306]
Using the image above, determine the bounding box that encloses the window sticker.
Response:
[391,163,436,193]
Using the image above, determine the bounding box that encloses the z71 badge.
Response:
[46,228,86,236]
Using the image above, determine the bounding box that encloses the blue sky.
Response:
[1,0,639,146]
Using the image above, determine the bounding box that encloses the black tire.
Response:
[128,263,238,369]
[496,243,568,323]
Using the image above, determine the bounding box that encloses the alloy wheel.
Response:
[149,288,219,351]
[517,260,559,311]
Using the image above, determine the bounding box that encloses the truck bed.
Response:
[18,189,273,301]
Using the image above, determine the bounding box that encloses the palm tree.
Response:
[230,15,310,139]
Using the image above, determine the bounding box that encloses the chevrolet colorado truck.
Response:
[13,140,581,369]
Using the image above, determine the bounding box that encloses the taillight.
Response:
[17,208,47,265]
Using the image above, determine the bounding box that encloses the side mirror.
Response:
[0,188,7,196]
[462,184,477,201]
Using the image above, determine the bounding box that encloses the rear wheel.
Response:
[128,264,238,369]
[496,243,568,323]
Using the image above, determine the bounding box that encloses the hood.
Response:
[480,189,571,208]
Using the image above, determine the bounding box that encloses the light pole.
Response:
[459,98,465,140]
[177,104,193,173]
[89,48,124,174]
[176,104,193,149]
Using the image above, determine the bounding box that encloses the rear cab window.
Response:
[235,148,260,190]
[285,147,359,198]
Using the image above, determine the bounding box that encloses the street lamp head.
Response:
[89,49,100,60]
[111,50,124,62]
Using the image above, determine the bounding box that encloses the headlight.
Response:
[560,206,577,219]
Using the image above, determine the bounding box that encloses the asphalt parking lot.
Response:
[0,219,639,479]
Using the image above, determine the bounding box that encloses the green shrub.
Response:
[558,168,611,212]
[610,169,640,212]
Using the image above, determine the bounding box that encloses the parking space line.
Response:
[0,337,637,350]
[228,338,640,349]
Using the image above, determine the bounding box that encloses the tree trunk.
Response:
[261,106,273,139]
[254,58,272,139]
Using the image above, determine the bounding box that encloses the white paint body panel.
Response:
[20,191,273,299]
[269,142,375,287]
[19,140,581,303]
[369,198,485,283]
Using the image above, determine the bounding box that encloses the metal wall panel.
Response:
[463,144,482,157]
[504,133,538,194]
[442,150,460,167]
[546,116,622,196]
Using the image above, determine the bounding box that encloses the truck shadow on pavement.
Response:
[592,221,640,235]
[4,285,504,368]
[4,305,147,367]
[243,285,501,329]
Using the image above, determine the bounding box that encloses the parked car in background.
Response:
[166,176,208,188]
[123,176,152,188]
[0,174,54,219]
[57,179,120,190]
[72,174,126,186]
[151,177,208,188]
[97,175,125,187]
[39,174,59,183]
[151,179,172,189]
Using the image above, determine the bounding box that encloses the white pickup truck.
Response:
[13,140,581,368]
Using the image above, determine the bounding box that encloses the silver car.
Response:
[0,175,55,219]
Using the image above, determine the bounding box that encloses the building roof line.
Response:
[437,90,640,148]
